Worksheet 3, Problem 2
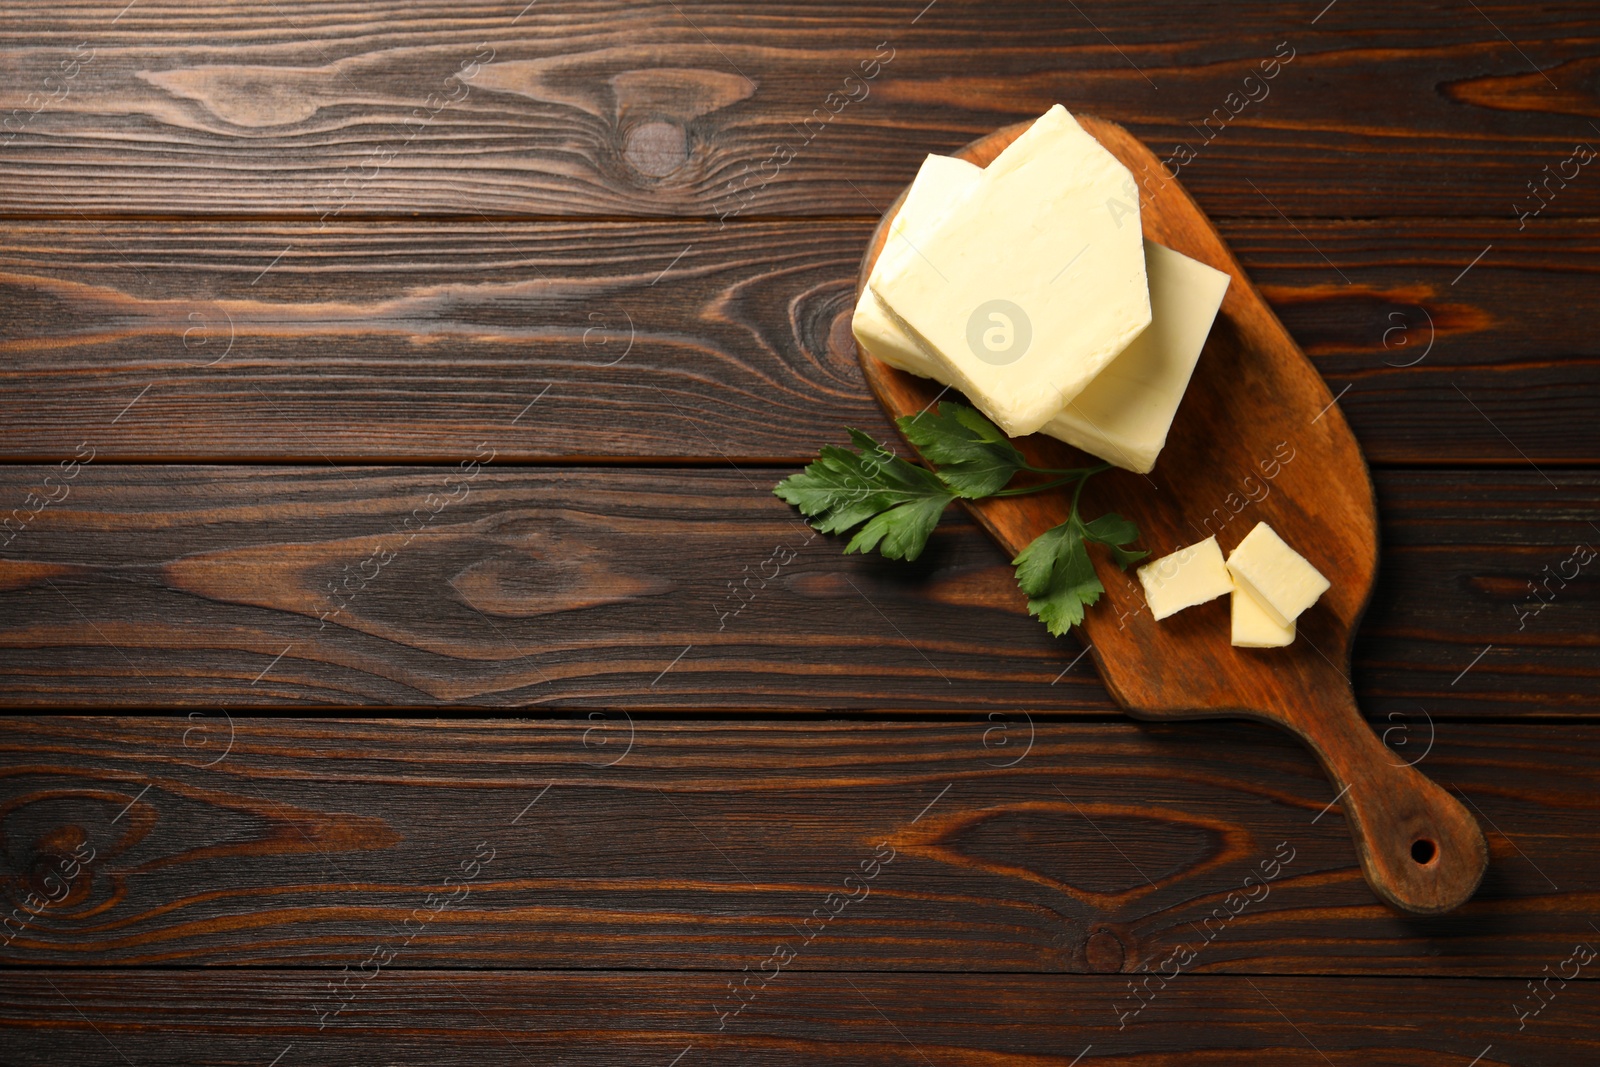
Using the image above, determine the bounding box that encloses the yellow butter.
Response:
[1230,582,1296,647]
[870,105,1152,436]
[1225,522,1330,628]
[1137,535,1234,621]
[853,134,1226,473]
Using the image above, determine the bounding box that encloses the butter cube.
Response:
[1137,536,1234,620]
[1225,523,1330,628]
[870,105,1152,436]
[1231,583,1296,647]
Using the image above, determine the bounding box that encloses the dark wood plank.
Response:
[2,2,1598,218]
[0,467,1592,710]
[1236,218,1600,467]
[3,969,1595,1066]
[0,220,877,465]
[1,219,1595,465]
[1,718,1596,976]
[1360,471,1600,715]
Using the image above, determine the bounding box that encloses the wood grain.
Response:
[0,467,1592,709]
[0,0,1593,1046]
[1,718,1597,975]
[3,969,1596,1066]
[2,2,1598,218]
[0,219,1595,464]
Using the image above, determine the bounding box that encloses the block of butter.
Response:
[1136,535,1234,620]
[853,154,983,377]
[869,105,1152,436]
[1231,583,1296,647]
[1044,241,1227,472]
[853,157,1228,473]
[874,154,983,299]
[1225,522,1330,629]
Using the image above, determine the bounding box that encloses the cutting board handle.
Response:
[1289,687,1488,915]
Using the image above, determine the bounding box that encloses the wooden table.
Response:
[2,2,1597,1062]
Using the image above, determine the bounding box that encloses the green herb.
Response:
[774,402,1147,634]
[771,428,955,561]
[1011,478,1145,635]
[897,402,1025,498]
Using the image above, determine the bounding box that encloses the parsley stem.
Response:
[990,462,1109,498]
[991,471,1095,497]
[1021,462,1111,478]
[1071,467,1093,511]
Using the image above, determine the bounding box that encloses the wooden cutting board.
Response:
[857,118,1488,915]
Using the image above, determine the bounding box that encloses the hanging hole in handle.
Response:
[1410,838,1437,865]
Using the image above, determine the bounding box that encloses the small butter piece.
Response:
[1231,583,1296,647]
[1225,522,1330,628]
[1137,536,1234,621]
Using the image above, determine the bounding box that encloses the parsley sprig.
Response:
[774,402,1146,635]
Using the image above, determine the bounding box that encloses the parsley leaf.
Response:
[773,428,955,561]
[777,404,1146,634]
[1013,502,1147,637]
[1013,518,1103,635]
[1082,512,1148,569]
[844,491,954,560]
[897,404,1025,498]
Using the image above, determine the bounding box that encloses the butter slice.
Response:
[853,154,983,376]
[1225,523,1330,628]
[1137,536,1234,621]
[853,290,930,378]
[870,105,1151,435]
[1231,583,1296,647]
[1046,241,1227,472]
[980,100,1107,184]
[874,154,983,290]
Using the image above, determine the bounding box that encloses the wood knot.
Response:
[829,307,856,362]
[624,121,689,178]
[1084,927,1127,973]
